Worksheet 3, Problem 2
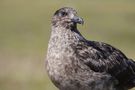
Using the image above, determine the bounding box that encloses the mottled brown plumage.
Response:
[46,7,135,90]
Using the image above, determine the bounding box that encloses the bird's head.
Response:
[52,7,84,29]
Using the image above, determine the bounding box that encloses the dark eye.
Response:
[61,12,68,17]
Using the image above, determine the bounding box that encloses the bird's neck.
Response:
[50,26,84,45]
[47,26,85,54]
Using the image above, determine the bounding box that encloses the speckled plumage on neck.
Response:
[46,24,85,71]
[51,25,84,43]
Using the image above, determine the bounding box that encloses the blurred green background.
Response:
[0,0,135,90]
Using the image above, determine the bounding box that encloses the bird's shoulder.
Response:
[72,40,129,75]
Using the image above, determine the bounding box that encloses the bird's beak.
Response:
[71,16,84,25]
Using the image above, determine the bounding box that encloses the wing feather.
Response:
[73,40,135,87]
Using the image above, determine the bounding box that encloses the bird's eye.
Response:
[61,12,67,17]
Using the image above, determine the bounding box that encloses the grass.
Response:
[0,0,135,90]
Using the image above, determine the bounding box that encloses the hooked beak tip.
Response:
[71,16,84,25]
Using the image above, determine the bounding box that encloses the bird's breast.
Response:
[46,44,75,74]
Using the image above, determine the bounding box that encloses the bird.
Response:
[46,7,135,90]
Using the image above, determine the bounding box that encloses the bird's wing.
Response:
[75,40,135,86]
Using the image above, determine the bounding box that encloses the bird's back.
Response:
[75,40,135,89]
